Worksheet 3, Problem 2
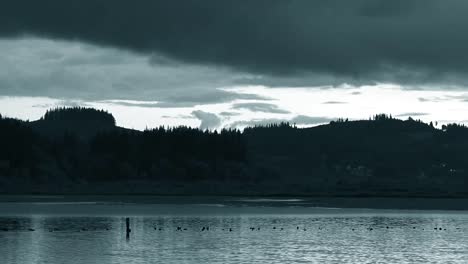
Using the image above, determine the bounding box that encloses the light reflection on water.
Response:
[1,206,468,263]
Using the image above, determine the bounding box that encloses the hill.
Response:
[28,107,123,139]
[0,110,467,197]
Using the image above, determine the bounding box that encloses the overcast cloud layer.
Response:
[2,0,468,87]
[3,1,468,130]
[0,38,260,103]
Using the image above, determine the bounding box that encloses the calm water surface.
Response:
[1,197,467,264]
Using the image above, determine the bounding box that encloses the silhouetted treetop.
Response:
[42,107,115,126]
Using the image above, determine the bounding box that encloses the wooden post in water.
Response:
[126,217,131,239]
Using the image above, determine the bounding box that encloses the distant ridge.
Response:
[1,109,468,197]
[28,107,127,139]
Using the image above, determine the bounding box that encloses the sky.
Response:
[1,0,468,130]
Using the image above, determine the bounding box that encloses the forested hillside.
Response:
[1,109,467,197]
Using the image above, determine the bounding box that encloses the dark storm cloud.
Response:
[2,0,468,86]
[232,102,290,114]
[0,38,272,104]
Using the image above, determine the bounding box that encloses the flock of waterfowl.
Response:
[152,225,457,233]
[0,225,461,233]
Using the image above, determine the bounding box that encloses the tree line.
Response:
[1,107,468,196]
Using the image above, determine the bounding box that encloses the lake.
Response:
[1,196,467,263]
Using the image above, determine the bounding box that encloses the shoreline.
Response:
[1,194,468,211]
